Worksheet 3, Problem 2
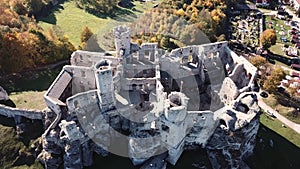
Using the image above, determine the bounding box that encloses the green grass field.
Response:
[38,1,160,48]
[9,91,46,110]
[270,43,286,57]
[260,113,300,147]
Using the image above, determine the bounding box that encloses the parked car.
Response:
[291,21,298,27]
[260,91,268,98]
[291,64,300,70]
[292,34,299,39]
[277,10,288,16]
[280,37,288,42]
[277,14,285,20]
[266,110,276,118]
[291,58,300,70]
[291,29,298,34]
[291,38,299,43]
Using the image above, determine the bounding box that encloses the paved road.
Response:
[280,65,300,75]
[234,7,300,133]
[258,96,300,134]
[282,6,300,24]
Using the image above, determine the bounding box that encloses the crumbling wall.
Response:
[64,66,96,95]
[121,78,156,91]
[71,50,120,67]
[0,104,44,120]
[184,111,218,147]
[219,77,239,106]
[123,64,156,78]
[225,47,257,92]
[138,43,158,62]
[114,26,131,57]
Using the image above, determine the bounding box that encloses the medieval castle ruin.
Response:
[0,26,260,169]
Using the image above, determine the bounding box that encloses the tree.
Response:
[0,32,30,73]
[250,55,268,68]
[263,67,285,92]
[75,0,119,15]
[160,36,170,48]
[250,55,269,85]
[260,29,277,49]
[80,26,93,43]
[176,9,185,17]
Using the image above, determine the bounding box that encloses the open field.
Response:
[0,64,63,110]
[9,91,47,110]
[38,1,160,48]
[270,43,286,57]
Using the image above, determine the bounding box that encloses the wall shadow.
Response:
[246,123,300,169]
[85,6,137,22]
[36,3,66,25]
[0,64,65,93]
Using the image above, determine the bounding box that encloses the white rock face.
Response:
[0,86,9,101]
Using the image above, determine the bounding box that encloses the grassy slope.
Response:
[246,113,300,169]
[9,91,46,110]
[38,1,159,48]
[260,113,300,147]
[0,123,43,169]
[0,125,24,168]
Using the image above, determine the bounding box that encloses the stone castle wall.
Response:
[0,104,44,120]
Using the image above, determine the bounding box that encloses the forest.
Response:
[0,0,75,74]
[0,0,237,74]
[130,0,238,49]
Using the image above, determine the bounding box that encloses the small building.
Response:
[235,4,257,13]
[256,0,271,7]
[290,0,300,11]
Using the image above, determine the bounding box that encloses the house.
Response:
[235,4,257,12]
[256,0,271,7]
[290,0,300,11]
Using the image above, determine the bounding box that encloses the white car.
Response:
[277,15,285,20]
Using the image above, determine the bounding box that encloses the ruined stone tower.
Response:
[113,26,131,57]
[94,60,115,112]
